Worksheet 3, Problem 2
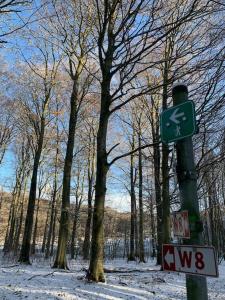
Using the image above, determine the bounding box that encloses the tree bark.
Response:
[134,196,139,258]
[41,203,51,253]
[150,194,156,257]
[13,200,24,255]
[4,194,17,254]
[71,201,81,259]
[31,196,40,255]
[19,117,45,263]
[138,128,145,262]
[128,149,136,261]
[83,131,95,260]
[151,112,162,265]
[154,145,162,265]
[13,177,28,255]
[50,204,58,257]
[87,90,110,282]
[161,58,170,246]
[4,167,24,254]
[162,142,170,244]
[83,175,94,260]
[47,118,60,258]
[53,79,79,269]
[45,145,59,259]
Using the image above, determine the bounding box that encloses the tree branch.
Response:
[108,141,161,167]
[107,143,120,156]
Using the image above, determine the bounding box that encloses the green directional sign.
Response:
[160,101,196,144]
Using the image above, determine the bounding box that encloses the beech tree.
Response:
[43,0,96,269]
[0,0,31,43]
[31,167,49,254]
[45,104,63,259]
[87,0,208,282]
[127,121,138,261]
[82,117,97,260]
[0,100,14,165]
[0,59,15,165]
[3,135,32,254]
[18,42,61,263]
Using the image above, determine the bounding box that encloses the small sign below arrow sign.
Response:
[171,210,190,239]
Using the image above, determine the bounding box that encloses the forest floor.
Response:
[0,254,224,299]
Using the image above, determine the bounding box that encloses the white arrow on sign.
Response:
[170,108,186,124]
[165,249,174,266]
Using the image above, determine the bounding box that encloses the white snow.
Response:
[0,256,224,299]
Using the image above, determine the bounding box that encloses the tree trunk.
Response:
[152,122,162,265]
[124,225,128,259]
[83,133,95,260]
[150,195,156,257]
[13,200,24,255]
[45,198,56,258]
[31,196,40,255]
[47,122,60,258]
[19,117,45,263]
[4,174,23,254]
[71,205,79,259]
[13,177,28,255]
[155,152,162,265]
[50,204,58,257]
[83,176,93,260]
[128,150,136,261]
[87,94,110,282]
[207,178,217,249]
[53,79,79,269]
[134,197,139,258]
[41,203,51,253]
[161,61,170,245]
[4,194,16,253]
[45,165,58,258]
[162,142,170,244]
[138,131,145,263]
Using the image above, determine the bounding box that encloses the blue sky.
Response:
[0,1,133,212]
[0,149,15,190]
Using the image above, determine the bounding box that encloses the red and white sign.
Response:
[171,210,190,238]
[162,244,218,277]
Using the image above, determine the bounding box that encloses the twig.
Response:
[81,267,160,274]
[43,271,56,277]
[104,268,160,273]
[28,271,55,281]
[1,264,19,268]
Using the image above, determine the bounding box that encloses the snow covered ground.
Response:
[0,256,224,299]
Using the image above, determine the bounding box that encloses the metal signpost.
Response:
[163,244,218,277]
[160,83,217,299]
[171,210,190,239]
[160,101,196,144]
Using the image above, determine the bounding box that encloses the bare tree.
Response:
[0,101,14,164]
[0,0,31,43]
[18,42,61,263]
[3,136,31,254]
[87,0,207,281]
[44,0,96,269]
[83,118,97,260]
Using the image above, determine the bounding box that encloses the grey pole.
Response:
[172,83,208,300]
